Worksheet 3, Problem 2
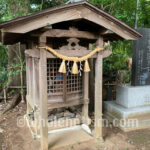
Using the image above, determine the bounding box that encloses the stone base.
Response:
[104,101,150,132]
[116,85,150,108]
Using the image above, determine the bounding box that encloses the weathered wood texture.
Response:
[26,95,34,109]
[39,36,48,150]
[47,98,88,110]
[3,7,82,33]
[26,96,32,115]
[88,43,95,111]
[2,6,138,40]
[94,37,103,138]
[26,57,29,96]
[82,72,90,125]
[63,74,67,102]
[32,28,98,39]
[32,58,40,105]
[33,58,40,104]
[25,49,111,59]
[28,58,33,97]
[79,7,137,40]
[59,38,87,50]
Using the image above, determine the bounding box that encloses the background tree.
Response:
[0,0,150,100]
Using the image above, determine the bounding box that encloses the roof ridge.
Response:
[0,1,142,38]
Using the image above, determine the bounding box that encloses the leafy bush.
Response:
[0,44,8,89]
[103,41,132,83]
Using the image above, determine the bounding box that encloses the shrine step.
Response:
[104,101,150,132]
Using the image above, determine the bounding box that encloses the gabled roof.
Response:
[0,0,142,43]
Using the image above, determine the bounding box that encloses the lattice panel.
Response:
[47,59,83,95]
[67,62,83,93]
[47,59,64,94]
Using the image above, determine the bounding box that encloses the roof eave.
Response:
[0,1,142,41]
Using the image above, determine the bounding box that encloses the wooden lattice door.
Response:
[47,58,83,102]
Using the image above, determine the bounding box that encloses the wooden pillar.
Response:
[82,72,90,125]
[25,57,29,96]
[39,36,48,150]
[94,36,103,139]
[89,43,95,111]
[26,56,30,114]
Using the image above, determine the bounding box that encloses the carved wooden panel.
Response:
[59,38,86,50]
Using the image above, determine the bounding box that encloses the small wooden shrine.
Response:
[0,1,141,150]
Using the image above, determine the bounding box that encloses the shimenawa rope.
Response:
[39,46,103,74]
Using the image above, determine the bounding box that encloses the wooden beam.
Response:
[8,86,26,89]
[25,49,40,58]
[102,50,112,58]
[94,36,103,139]
[25,49,111,59]
[39,36,48,150]
[47,99,88,109]
[32,28,98,40]
[25,49,98,58]
[3,8,82,33]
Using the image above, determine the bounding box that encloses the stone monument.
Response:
[132,28,150,86]
[104,28,150,131]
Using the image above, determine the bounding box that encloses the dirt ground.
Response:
[0,101,150,150]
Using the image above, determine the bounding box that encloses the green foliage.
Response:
[0,0,150,85]
[0,44,8,89]
[0,58,26,89]
[139,0,150,27]
[30,0,67,10]
[89,0,150,28]
[0,0,67,22]
[0,45,26,96]
[0,67,8,88]
[88,0,150,83]
[7,89,15,97]
[0,44,8,67]
[103,41,132,82]
[0,0,30,22]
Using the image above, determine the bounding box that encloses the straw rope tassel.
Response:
[38,46,104,74]
[84,60,90,72]
[72,61,78,74]
[59,60,66,73]
[38,46,103,62]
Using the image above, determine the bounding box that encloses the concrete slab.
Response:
[48,128,93,150]
[116,85,150,108]
[104,101,150,118]
[104,101,150,131]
